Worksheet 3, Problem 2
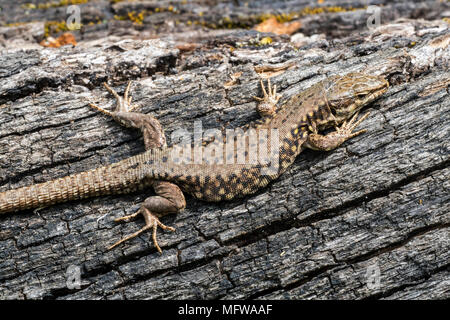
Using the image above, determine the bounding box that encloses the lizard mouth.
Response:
[333,85,389,122]
[324,82,388,127]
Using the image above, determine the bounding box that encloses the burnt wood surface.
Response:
[0,1,449,299]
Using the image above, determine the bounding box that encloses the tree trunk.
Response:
[0,0,448,299]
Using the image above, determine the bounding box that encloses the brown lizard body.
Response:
[0,73,389,252]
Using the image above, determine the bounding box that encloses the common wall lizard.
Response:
[0,73,389,252]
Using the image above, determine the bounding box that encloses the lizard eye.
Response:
[329,107,338,116]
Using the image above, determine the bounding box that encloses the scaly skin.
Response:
[135,72,389,201]
[0,72,389,251]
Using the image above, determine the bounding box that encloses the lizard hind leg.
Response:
[108,206,175,253]
[89,80,186,253]
[89,81,167,149]
[103,81,136,113]
[108,184,185,253]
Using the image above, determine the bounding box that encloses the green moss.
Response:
[22,0,89,10]
[20,3,368,36]
[44,20,81,37]
[200,5,366,30]
[5,21,30,27]
[260,37,272,45]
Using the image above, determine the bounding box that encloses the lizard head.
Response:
[324,72,389,123]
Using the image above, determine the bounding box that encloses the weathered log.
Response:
[0,2,448,300]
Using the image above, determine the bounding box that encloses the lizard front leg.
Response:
[254,78,281,117]
[304,111,370,151]
[89,81,185,253]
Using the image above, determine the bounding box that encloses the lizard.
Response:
[0,72,389,253]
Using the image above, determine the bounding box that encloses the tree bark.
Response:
[0,1,448,299]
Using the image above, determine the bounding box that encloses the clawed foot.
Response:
[108,207,175,253]
[254,78,282,117]
[89,80,183,253]
[305,111,370,151]
[335,111,370,139]
[88,81,138,117]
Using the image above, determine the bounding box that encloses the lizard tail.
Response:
[0,154,151,215]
